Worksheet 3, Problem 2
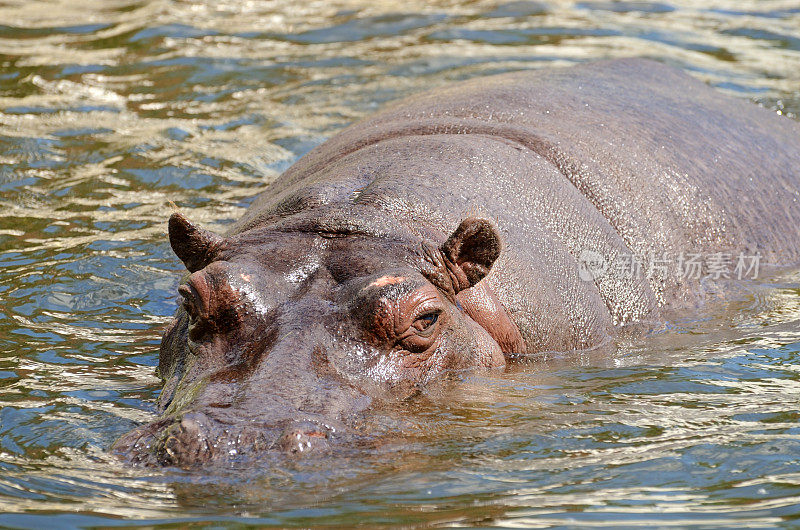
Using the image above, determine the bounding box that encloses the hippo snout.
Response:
[155,412,216,467]
[116,411,345,467]
[276,420,334,454]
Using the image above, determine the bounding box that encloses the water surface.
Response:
[1,0,800,527]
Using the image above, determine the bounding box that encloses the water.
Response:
[1,0,799,526]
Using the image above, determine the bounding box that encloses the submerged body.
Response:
[116,58,800,466]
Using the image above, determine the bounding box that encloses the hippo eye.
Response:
[412,311,440,337]
[399,309,442,353]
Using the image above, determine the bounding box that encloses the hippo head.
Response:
[114,212,523,467]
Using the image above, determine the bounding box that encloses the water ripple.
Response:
[1,0,799,526]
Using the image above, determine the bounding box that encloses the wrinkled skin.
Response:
[114,59,800,467]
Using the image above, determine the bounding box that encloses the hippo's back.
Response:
[233,58,800,349]
[251,58,799,259]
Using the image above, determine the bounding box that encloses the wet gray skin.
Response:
[114,58,800,467]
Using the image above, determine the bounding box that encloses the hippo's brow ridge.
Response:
[273,221,373,239]
[368,276,407,288]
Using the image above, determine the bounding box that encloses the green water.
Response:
[1,0,800,527]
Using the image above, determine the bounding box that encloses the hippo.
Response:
[114,58,800,467]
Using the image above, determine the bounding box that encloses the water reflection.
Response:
[1,0,800,526]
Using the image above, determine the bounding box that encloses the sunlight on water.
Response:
[1,0,799,526]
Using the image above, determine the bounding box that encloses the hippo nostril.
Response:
[178,284,199,320]
[276,421,332,455]
[155,412,214,467]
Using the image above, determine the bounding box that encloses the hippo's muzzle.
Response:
[275,420,335,454]
[116,411,341,467]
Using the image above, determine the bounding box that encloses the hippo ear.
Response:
[168,212,226,272]
[441,218,502,291]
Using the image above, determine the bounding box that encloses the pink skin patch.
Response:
[368,275,406,288]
